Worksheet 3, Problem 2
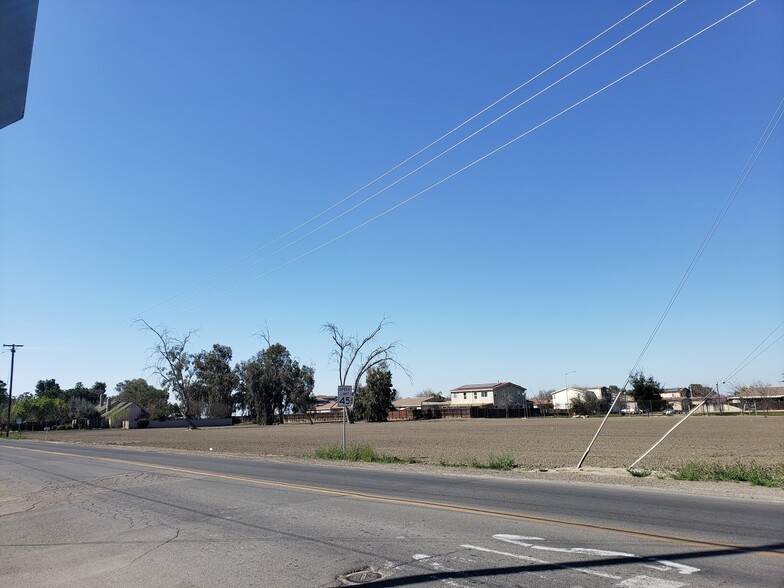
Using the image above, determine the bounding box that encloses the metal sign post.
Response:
[337,385,353,452]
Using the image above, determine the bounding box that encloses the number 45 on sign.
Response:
[337,385,353,406]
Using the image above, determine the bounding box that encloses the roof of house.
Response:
[96,401,147,418]
[392,396,439,409]
[450,382,526,393]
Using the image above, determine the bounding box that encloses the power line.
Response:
[177,1,759,317]
[135,0,659,318]
[141,0,686,321]
[628,94,784,378]
[723,320,784,383]
[580,88,779,467]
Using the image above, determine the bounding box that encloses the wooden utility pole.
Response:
[3,344,23,437]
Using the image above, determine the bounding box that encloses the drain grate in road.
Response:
[344,570,382,584]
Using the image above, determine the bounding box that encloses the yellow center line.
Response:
[8,444,783,558]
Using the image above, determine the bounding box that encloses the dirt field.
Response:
[20,415,784,470]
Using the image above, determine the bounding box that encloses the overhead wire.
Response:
[135,0,658,318]
[144,0,689,320]
[628,95,784,378]
[176,0,759,318]
[577,26,781,468]
[723,320,784,383]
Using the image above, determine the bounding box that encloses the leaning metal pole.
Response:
[576,387,623,469]
[627,391,716,470]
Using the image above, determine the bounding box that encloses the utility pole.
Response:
[3,344,23,437]
[716,380,723,416]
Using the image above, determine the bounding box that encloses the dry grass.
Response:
[22,415,784,470]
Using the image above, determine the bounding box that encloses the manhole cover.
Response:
[345,570,382,584]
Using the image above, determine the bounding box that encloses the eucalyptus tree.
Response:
[193,344,239,418]
[137,318,198,427]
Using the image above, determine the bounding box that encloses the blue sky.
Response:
[2,0,782,399]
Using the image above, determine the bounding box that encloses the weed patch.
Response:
[628,468,652,478]
[314,444,413,464]
[439,454,516,471]
[671,461,784,488]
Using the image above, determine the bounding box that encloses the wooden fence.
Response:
[284,405,537,424]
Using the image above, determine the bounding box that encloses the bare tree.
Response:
[322,318,411,421]
[137,318,198,428]
[746,380,775,415]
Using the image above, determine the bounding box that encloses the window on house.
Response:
[473,392,477,399]
[463,393,467,399]
[482,391,487,398]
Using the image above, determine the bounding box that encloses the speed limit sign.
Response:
[337,385,353,406]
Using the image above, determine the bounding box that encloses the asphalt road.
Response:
[1,439,782,587]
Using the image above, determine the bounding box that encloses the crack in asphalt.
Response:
[123,527,182,568]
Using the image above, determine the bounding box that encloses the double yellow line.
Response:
[8,444,783,559]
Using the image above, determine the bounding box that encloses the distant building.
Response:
[552,387,615,413]
[312,395,341,413]
[391,396,443,410]
[449,382,526,408]
[660,387,692,412]
[95,394,148,428]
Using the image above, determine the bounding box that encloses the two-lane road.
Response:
[1,440,781,587]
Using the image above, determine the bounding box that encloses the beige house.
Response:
[392,396,443,410]
[312,395,341,413]
[449,382,526,408]
[660,387,692,412]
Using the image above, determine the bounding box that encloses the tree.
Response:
[570,392,599,416]
[236,344,286,425]
[355,363,396,422]
[69,397,98,429]
[0,380,7,431]
[288,363,316,422]
[322,318,411,421]
[416,388,446,401]
[237,341,316,425]
[62,381,101,405]
[35,379,62,399]
[533,389,555,409]
[115,378,170,420]
[137,318,198,427]
[629,370,664,412]
[193,344,239,418]
[13,395,68,428]
[744,381,776,416]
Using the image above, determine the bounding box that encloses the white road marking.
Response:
[492,534,700,575]
[495,534,637,557]
[617,575,687,588]
[461,544,623,580]
[652,560,700,575]
[494,534,545,541]
[413,554,431,560]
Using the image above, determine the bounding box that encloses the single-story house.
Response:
[391,396,445,410]
[727,386,784,408]
[312,395,342,413]
[449,382,526,408]
[95,394,148,428]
